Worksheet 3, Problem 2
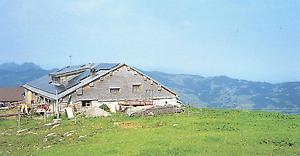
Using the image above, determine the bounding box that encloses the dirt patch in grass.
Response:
[0,108,18,120]
[120,122,142,129]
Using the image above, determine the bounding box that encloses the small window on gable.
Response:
[132,84,141,93]
[150,80,154,85]
[110,87,120,94]
[158,85,162,91]
[82,100,91,107]
[76,87,83,95]
[143,76,147,81]
[52,76,60,83]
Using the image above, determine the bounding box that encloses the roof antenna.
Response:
[69,55,72,66]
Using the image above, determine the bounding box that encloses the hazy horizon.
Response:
[1,61,299,84]
[0,0,299,83]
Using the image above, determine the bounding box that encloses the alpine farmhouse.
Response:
[23,63,180,114]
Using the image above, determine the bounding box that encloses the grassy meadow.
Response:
[0,108,300,156]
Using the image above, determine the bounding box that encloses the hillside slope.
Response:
[0,109,299,155]
[0,62,52,87]
[145,71,300,113]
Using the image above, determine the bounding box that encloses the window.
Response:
[158,85,162,91]
[76,87,83,95]
[132,84,141,93]
[82,100,91,107]
[143,76,147,81]
[110,87,120,94]
[52,76,60,83]
[150,80,154,85]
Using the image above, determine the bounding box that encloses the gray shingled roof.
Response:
[25,63,119,95]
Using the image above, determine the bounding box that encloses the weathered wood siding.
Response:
[64,65,176,103]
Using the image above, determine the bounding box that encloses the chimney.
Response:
[90,68,96,77]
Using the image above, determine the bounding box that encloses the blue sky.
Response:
[0,0,299,82]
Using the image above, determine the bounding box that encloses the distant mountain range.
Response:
[0,62,299,113]
[0,62,52,87]
[145,71,300,113]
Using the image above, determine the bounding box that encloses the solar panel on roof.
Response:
[51,64,88,75]
[95,63,118,71]
[27,75,65,94]
[67,69,91,89]
[26,63,119,94]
